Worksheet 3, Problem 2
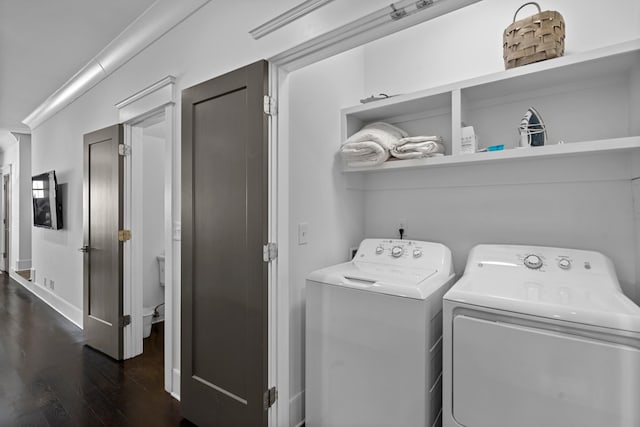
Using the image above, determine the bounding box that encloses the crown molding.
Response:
[22,0,210,130]
[249,0,335,40]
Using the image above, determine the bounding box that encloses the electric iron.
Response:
[519,107,547,147]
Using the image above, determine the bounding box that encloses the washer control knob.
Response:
[375,246,384,255]
[558,258,571,270]
[391,246,403,258]
[524,254,543,269]
[413,249,422,258]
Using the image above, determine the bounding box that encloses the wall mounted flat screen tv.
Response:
[32,170,63,229]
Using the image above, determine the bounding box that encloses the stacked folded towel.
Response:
[390,136,445,159]
[339,122,408,167]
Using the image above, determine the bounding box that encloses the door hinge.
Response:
[263,95,276,116]
[263,386,277,410]
[118,144,131,156]
[118,229,131,242]
[120,314,131,328]
[263,242,278,262]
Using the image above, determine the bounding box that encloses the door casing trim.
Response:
[267,1,480,424]
[118,76,176,396]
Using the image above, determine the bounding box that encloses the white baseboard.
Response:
[10,271,83,329]
[16,258,32,270]
[290,390,305,427]
[171,368,181,400]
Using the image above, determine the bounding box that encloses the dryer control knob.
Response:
[413,249,422,258]
[524,254,543,269]
[375,246,384,255]
[558,258,571,270]
[391,246,403,258]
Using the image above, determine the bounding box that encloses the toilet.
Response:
[143,307,155,338]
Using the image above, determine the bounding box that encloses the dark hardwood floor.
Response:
[0,273,194,426]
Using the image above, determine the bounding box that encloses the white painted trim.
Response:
[123,125,145,360]
[11,271,83,328]
[289,391,305,427]
[22,0,209,129]
[267,1,484,423]
[164,103,177,396]
[172,368,181,400]
[116,76,175,110]
[268,64,291,427]
[0,164,12,274]
[267,63,282,427]
[116,76,176,123]
[269,0,481,72]
[249,0,335,40]
[118,76,176,396]
[15,258,31,271]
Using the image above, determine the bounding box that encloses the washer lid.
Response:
[307,262,447,300]
[446,275,640,332]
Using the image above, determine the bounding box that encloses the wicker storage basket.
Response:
[503,2,565,69]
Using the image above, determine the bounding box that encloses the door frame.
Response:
[116,76,177,395]
[267,3,481,424]
[0,166,11,273]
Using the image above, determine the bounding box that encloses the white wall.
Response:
[0,137,17,273]
[355,0,640,303]
[284,0,640,424]
[24,0,640,419]
[0,132,31,276]
[362,0,640,95]
[29,0,397,402]
[16,133,32,270]
[141,133,165,310]
[287,47,366,422]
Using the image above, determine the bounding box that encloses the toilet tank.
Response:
[157,255,165,287]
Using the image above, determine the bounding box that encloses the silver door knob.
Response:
[78,245,90,253]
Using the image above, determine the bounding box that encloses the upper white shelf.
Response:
[342,137,640,173]
[341,38,640,174]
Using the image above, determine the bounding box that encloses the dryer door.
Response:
[452,315,640,427]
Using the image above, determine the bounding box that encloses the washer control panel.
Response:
[355,239,450,269]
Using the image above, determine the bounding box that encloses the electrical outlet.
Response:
[43,277,48,288]
[49,280,55,290]
[399,218,408,238]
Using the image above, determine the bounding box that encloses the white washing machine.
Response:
[442,244,640,427]
[306,238,455,427]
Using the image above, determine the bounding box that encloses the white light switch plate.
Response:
[298,222,309,245]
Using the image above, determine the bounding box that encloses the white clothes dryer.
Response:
[443,244,640,427]
[306,238,455,427]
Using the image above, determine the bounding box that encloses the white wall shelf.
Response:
[343,136,640,173]
[341,39,640,173]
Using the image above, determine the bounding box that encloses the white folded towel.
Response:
[390,136,445,159]
[340,122,408,167]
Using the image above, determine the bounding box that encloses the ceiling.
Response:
[0,0,156,135]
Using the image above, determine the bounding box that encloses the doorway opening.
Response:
[117,75,176,396]
[125,111,167,366]
[136,114,166,352]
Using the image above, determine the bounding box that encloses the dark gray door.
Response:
[82,125,124,360]
[181,60,269,426]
